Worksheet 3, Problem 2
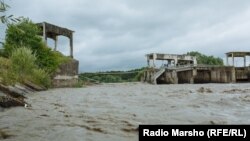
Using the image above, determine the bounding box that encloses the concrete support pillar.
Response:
[189,69,197,84]
[193,57,197,65]
[69,34,73,58]
[54,36,58,51]
[226,56,229,66]
[173,71,178,84]
[232,53,234,66]
[42,22,47,45]
[174,59,178,66]
[168,60,171,65]
[152,53,156,68]
[232,68,236,83]
[244,56,246,67]
[147,56,150,67]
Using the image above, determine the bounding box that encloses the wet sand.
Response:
[1,83,250,141]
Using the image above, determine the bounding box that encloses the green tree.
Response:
[187,51,223,65]
[0,0,20,24]
[4,19,43,55]
[4,19,70,73]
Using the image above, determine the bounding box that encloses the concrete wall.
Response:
[194,70,211,83]
[194,67,235,83]
[52,59,79,87]
[236,67,249,81]
[144,66,237,84]
[177,70,194,84]
[161,71,178,84]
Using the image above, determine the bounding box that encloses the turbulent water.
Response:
[1,83,250,141]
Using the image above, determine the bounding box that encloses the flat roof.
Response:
[226,51,250,57]
[146,53,196,61]
[37,22,74,38]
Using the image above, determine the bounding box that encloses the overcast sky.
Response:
[2,0,250,72]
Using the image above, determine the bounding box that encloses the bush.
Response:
[0,47,51,88]
[28,69,51,88]
[0,57,18,85]
[4,19,42,56]
[10,47,51,87]
[0,49,4,57]
[134,69,146,81]
[10,47,36,78]
[0,57,10,70]
[3,19,70,74]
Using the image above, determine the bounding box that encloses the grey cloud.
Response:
[3,0,250,71]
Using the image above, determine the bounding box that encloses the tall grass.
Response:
[0,47,51,88]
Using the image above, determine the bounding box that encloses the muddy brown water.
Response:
[1,83,250,141]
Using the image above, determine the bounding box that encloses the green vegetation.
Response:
[79,67,146,83]
[0,47,50,87]
[0,18,70,88]
[187,51,224,65]
[0,2,54,88]
[0,0,20,24]
[3,19,70,73]
[0,1,69,88]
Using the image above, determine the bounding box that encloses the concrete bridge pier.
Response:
[163,71,178,84]
[176,69,197,84]
[190,69,197,84]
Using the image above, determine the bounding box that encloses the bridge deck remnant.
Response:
[144,53,249,84]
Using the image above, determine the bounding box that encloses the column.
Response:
[42,22,47,45]
[232,53,234,66]
[244,56,246,67]
[147,56,150,67]
[69,34,73,58]
[174,59,178,66]
[226,55,229,66]
[152,53,156,68]
[54,36,58,51]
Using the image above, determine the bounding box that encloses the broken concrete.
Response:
[52,59,79,87]
[143,53,250,84]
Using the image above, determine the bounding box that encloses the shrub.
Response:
[0,48,4,57]
[0,57,18,85]
[4,19,42,56]
[3,19,70,74]
[0,47,51,88]
[134,69,146,81]
[0,57,10,70]
[10,47,36,78]
[28,69,51,88]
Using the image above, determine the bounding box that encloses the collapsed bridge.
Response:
[143,53,250,84]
